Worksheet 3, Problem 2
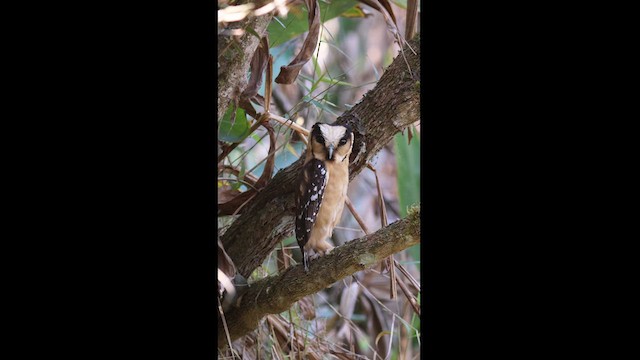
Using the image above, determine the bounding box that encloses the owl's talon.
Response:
[303,252,309,272]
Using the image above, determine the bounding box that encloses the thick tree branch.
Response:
[218,5,274,121]
[221,35,421,278]
[217,205,420,346]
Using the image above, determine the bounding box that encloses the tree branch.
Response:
[221,35,421,278]
[217,5,274,121]
[217,205,420,346]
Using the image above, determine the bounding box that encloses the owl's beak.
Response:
[327,145,334,160]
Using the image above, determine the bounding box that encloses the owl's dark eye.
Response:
[338,139,347,146]
[315,135,324,143]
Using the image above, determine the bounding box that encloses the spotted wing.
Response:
[295,158,328,250]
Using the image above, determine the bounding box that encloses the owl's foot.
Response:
[310,247,334,261]
[303,251,309,272]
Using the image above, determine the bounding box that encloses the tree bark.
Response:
[217,6,274,121]
[218,205,420,346]
[221,35,421,278]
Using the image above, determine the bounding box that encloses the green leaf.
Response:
[390,0,408,9]
[267,0,359,47]
[300,73,353,87]
[341,5,367,18]
[219,107,251,143]
[394,129,420,216]
[395,128,421,268]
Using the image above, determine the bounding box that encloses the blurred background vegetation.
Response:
[218,0,420,358]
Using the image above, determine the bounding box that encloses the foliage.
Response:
[218,0,421,358]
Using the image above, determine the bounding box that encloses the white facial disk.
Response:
[318,124,348,148]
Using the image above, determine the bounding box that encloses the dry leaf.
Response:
[251,93,266,107]
[374,0,397,25]
[274,0,320,84]
[242,36,269,99]
[357,0,400,38]
[238,36,269,118]
[238,96,258,119]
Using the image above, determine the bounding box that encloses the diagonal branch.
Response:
[217,205,420,346]
[221,34,421,278]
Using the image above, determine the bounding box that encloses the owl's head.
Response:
[308,122,354,162]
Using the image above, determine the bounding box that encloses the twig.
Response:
[269,113,310,138]
[396,274,420,316]
[217,296,235,353]
[395,260,421,293]
[218,164,260,185]
[367,163,396,299]
[344,196,371,234]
